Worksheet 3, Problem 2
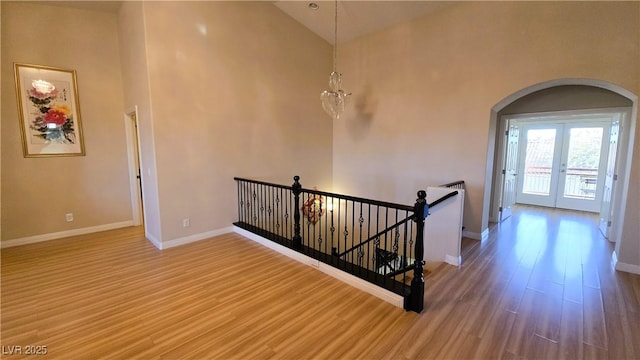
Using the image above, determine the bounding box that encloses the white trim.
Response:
[612,248,640,275]
[462,228,489,242]
[124,106,143,227]
[491,79,637,112]
[1,221,134,248]
[317,264,404,308]
[160,226,234,250]
[233,226,405,309]
[145,231,162,250]
[445,255,462,266]
[234,227,316,266]
[615,261,640,275]
[462,230,481,240]
[611,109,635,255]
[498,107,633,121]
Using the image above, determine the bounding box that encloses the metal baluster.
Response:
[337,199,341,259]
[393,209,399,291]
[402,210,409,288]
[330,198,337,263]
[373,205,380,273]
[357,202,364,270]
[343,201,349,269]
[268,185,272,233]
[260,185,267,229]
[284,188,289,240]
[317,197,323,254]
[252,183,257,226]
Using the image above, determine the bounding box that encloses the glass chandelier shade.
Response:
[321,0,350,120]
[321,72,349,119]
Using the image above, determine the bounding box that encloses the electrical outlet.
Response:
[66,213,74,222]
[182,218,190,227]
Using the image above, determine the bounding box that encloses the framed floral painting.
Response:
[14,63,85,157]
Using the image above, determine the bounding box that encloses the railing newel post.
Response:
[234,176,449,314]
[406,190,426,313]
[292,176,302,248]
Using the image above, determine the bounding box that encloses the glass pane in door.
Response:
[522,129,556,195]
[563,127,603,200]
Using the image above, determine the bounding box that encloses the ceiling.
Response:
[274,1,450,44]
[25,0,123,13]
[26,1,449,44]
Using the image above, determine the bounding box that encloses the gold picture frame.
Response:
[14,63,85,157]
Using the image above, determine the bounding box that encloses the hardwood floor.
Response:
[1,206,639,359]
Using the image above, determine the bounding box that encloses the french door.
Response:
[516,121,610,213]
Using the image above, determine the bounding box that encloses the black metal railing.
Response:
[440,180,465,189]
[234,176,458,313]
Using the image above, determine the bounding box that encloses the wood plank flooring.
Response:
[1,205,639,359]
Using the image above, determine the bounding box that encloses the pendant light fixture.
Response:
[320,0,351,120]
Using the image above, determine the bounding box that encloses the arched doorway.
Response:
[483,79,637,259]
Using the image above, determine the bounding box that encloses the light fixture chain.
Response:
[333,0,338,72]
[320,0,350,120]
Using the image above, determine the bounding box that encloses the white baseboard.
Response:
[615,262,640,275]
[445,254,462,266]
[462,230,479,240]
[611,251,640,275]
[316,263,404,308]
[1,221,134,248]
[233,226,404,309]
[146,231,162,250]
[160,226,234,250]
[462,228,489,242]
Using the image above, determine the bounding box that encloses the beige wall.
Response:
[501,86,632,115]
[3,1,638,269]
[1,2,131,240]
[141,1,333,242]
[118,1,162,242]
[333,2,639,249]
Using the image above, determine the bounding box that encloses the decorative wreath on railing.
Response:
[302,194,324,225]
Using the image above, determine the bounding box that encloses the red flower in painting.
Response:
[43,109,67,126]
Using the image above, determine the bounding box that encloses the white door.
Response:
[517,124,563,208]
[516,122,610,213]
[500,123,519,221]
[555,123,610,212]
[600,120,620,239]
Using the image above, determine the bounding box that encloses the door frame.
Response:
[604,109,631,244]
[124,106,144,226]
[484,79,637,273]
[489,104,634,249]
[512,117,613,212]
[492,108,628,221]
[600,117,623,240]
